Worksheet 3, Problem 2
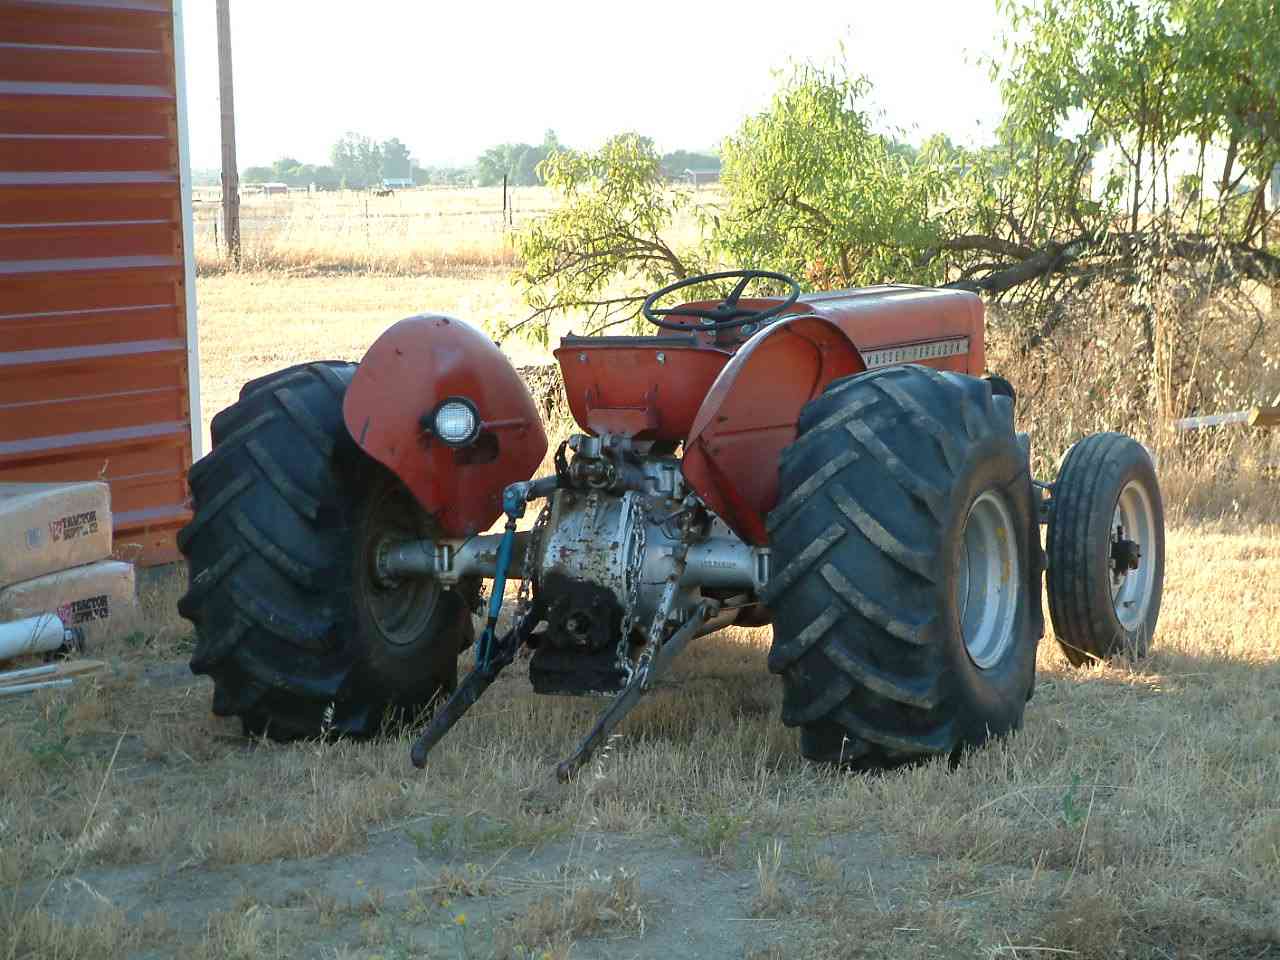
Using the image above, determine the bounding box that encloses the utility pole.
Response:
[216,0,240,264]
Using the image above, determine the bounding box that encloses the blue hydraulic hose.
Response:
[475,482,531,668]
[476,520,516,668]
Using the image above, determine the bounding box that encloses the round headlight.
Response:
[433,398,479,445]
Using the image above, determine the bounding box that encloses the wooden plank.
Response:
[1172,410,1252,430]
[1247,406,1280,428]
[1174,407,1280,430]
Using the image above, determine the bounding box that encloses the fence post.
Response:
[216,0,240,265]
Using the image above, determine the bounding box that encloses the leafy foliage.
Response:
[511,133,708,341]
[982,0,1280,367]
[380,137,412,181]
[717,66,945,288]
[243,156,342,190]
[514,0,1279,399]
[475,131,564,187]
[330,132,384,188]
[409,163,471,187]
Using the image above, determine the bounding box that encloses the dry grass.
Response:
[751,839,790,917]
[493,869,645,959]
[192,184,713,278]
[4,229,1279,955]
[984,283,1280,527]
[191,186,547,277]
[192,271,564,456]
[3,526,1278,957]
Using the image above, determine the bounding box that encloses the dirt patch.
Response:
[20,811,1039,959]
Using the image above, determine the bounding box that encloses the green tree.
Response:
[981,0,1280,362]
[381,138,412,181]
[514,0,1280,356]
[475,131,564,187]
[511,133,707,341]
[476,143,518,186]
[330,132,382,188]
[716,65,944,288]
[412,163,468,186]
[271,156,303,181]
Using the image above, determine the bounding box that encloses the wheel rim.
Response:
[957,489,1021,669]
[1110,479,1156,632]
[362,483,440,646]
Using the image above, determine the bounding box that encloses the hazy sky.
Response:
[180,0,1007,171]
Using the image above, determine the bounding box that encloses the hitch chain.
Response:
[555,597,711,783]
[516,502,549,619]
[633,534,692,689]
[410,483,714,779]
[616,498,647,682]
[554,498,706,782]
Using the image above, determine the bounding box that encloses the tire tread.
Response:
[766,365,1037,764]
[181,362,394,738]
[1046,432,1162,665]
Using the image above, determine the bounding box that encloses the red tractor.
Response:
[179,271,1164,775]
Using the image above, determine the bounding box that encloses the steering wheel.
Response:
[642,269,801,332]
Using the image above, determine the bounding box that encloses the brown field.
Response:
[3,191,1279,958]
[190,185,712,279]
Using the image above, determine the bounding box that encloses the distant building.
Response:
[261,182,289,196]
[683,168,720,187]
[382,178,413,190]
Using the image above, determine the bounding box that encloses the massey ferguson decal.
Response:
[57,594,111,625]
[48,510,100,542]
[861,336,970,369]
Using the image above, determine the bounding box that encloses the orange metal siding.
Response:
[0,0,195,565]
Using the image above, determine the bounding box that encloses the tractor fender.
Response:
[343,315,548,537]
[682,314,866,545]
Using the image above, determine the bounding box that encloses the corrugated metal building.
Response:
[0,0,200,565]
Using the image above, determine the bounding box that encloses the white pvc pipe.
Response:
[0,678,73,697]
[0,615,65,661]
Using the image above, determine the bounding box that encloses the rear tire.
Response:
[179,362,472,740]
[1046,433,1164,665]
[764,365,1044,765]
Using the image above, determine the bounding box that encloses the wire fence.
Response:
[190,184,559,260]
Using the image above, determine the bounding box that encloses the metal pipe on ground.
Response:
[0,678,72,697]
[0,614,64,661]
[0,663,57,684]
[0,659,107,696]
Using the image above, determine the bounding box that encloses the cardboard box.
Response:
[0,482,112,590]
[0,560,136,646]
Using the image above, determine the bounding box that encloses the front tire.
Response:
[763,365,1044,765]
[1046,433,1164,665]
[179,362,472,740]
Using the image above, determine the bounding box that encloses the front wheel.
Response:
[764,365,1043,766]
[1046,433,1164,665]
[179,362,473,740]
